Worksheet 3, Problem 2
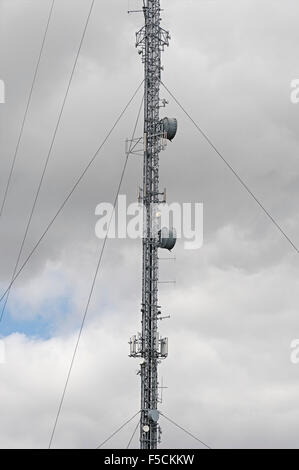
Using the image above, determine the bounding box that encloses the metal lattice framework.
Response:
[130,0,173,450]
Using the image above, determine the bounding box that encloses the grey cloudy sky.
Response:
[0,0,299,449]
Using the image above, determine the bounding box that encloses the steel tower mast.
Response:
[129,0,177,450]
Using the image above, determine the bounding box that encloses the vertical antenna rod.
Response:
[130,0,178,450]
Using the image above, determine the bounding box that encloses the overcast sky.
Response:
[0,0,299,449]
